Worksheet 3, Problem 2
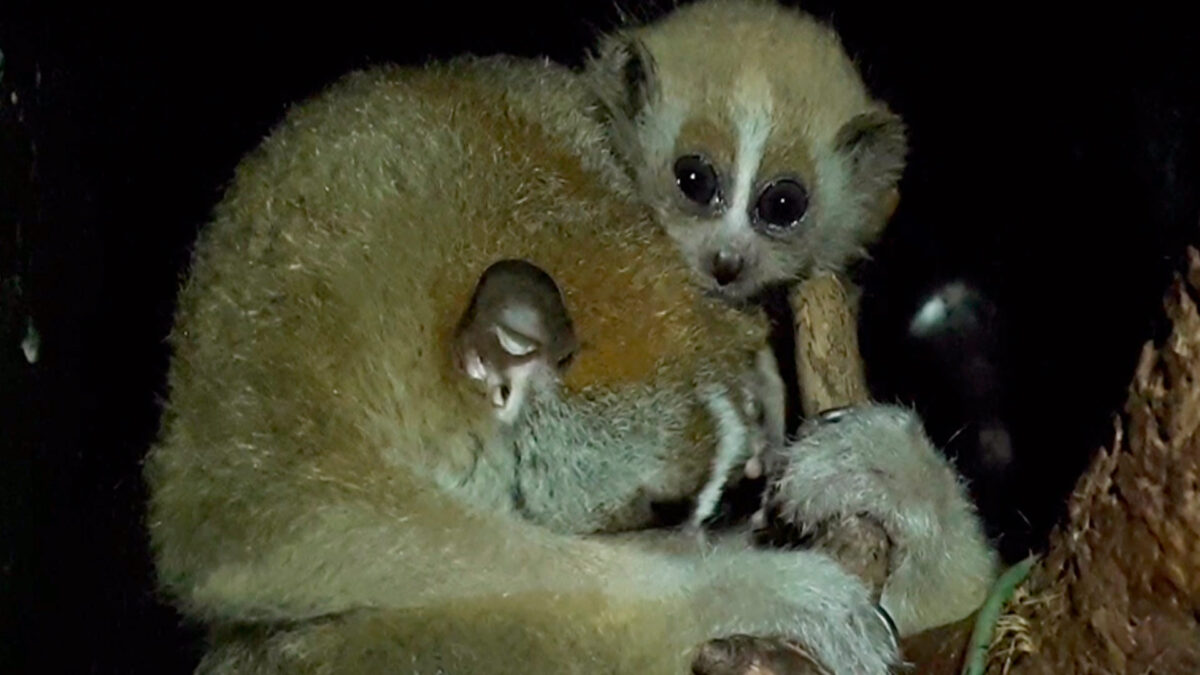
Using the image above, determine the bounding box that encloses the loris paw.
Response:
[753,404,929,550]
[753,403,998,636]
[751,406,916,595]
[692,635,831,675]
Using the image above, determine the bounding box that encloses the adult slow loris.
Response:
[146,54,897,674]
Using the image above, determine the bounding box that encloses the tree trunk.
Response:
[899,247,1200,673]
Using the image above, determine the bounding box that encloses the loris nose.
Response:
[710,251,744,286]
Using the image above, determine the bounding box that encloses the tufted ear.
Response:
[834,108,907,197]
[585,33,660,129]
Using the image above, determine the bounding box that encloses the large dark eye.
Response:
[754,179,809,228]
[673,155,718,206]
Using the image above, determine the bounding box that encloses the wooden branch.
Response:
[790,272,870,416]
[786,273,891,600]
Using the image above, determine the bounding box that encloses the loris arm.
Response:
[186,480,897,675]
[200,561,890,675]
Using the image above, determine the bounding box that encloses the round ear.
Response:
[833,108,908,196]
[584,34,660,127]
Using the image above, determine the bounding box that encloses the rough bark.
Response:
[901,247,1200,674]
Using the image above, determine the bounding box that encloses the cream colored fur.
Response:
[763,404,1000,636]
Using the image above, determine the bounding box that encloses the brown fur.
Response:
[145,53,897,674]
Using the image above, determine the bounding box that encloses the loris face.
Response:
[649,89,826,303]
[588,0,907,302]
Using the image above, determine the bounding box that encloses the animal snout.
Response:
[709,251,744,286]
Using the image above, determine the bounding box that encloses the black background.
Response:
[2,2,1197,672]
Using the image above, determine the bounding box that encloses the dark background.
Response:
[2,2,1197,672]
